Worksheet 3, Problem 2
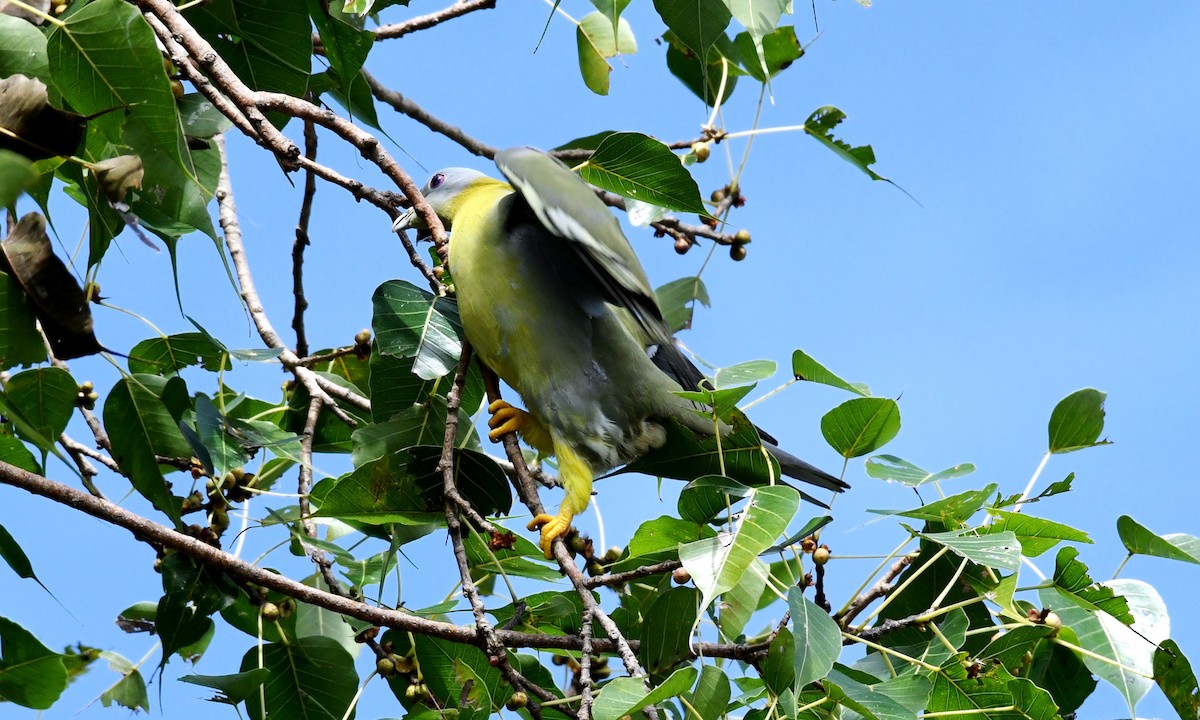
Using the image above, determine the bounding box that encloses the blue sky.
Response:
[4,2,1199,718]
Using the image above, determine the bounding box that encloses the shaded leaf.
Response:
[372,279,463,380]
[103,376,188,524]
[0,212,102,359]
[657,276,710,333]
[653,0,731,60]
[1154,639,1200,720]
[3,366,75,451]
[788,586,840,690]
[240,636,358,720]
[0,16,50,82]
[0,75,83,160]
[0,269,46,369]
[179,668,271,705]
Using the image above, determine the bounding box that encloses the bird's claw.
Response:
[487,400,528,442]
[527,513,571,558]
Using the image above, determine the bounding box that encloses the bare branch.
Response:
[292,116,318,358]
[373,0,497,41]
[364,70,499,160]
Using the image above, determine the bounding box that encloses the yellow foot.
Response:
[527,513,572,558]
[487,400,528,442]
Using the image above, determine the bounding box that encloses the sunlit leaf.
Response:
[580,132,707,215]
[593,666,698,720]
[821,397,900,458]
[1047,388,1109,454]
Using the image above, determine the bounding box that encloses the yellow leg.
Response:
[487,400,554,452]
[527,438,593,558]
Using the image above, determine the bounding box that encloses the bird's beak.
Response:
[392,209,418,232]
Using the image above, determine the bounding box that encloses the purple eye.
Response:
[429,173,445,190]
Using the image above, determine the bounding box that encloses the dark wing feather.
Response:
[495,147,672,344]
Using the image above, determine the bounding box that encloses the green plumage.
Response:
[394,148,846,555]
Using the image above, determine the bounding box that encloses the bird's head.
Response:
[392,167,489,232]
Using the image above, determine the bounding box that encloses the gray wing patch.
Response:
[495,147,670,342]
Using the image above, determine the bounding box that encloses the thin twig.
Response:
[577,607,593,720]
[581,559,681,589]
[440,346,553,710]
[835,554,915,627]
[292,115,317,358]
[373,0,497,40]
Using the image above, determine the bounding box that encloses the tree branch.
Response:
[372,0,497,41]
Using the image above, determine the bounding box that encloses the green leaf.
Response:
[98,651,149,712]
[914,527,1022,571]
[678,475,752,524]
[725,0,789,81]
[1047,387,1109,453]
[372,280,463,380]
[192,393,250,479]
[0,15,50,82]
[713,359,776,388]
[825,667,924,719]
[128,332,229,375]
[576,10,636,95]
[717,557,768,639]
[657,276,710,333]
[308,0,373,103]
[788,586,840,690]
[0,523,44,590]
[1050,546,1133,624]
[680,485,799,618]
[791,349,867,396]
[733,25,802,82]
[0,150,37,208]
[48,0,215,249]
[639,586,699,673]
[580,132,707,215]
[2,367,75,451]
[664,33,740,106]
[179,668,271,705]
[1117,515,1200,564]
[928,653,1023,718]
[804,106,888,182]
[184,0,310,128]
[653,0,731,60]
[864,454,975,487]
[879,483,997,525]
[414,633,506,715]
[1154,639,1200,720]
[983,509,1091,558]
[593,666,698,720]
[103,376,189,524]
[1041,578,1167,716]
[240,637,358,720]
[609,516,712,573]
[820,397,900,458]
[687,665,732,720]
[0,270,47,370]
[369,347,485,423]
[0,616,68,709]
